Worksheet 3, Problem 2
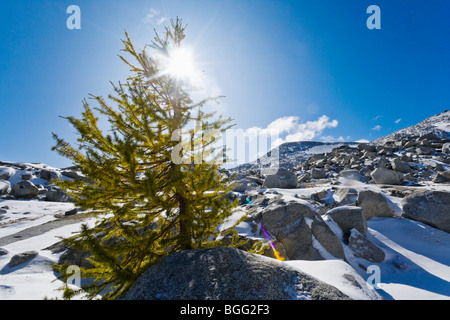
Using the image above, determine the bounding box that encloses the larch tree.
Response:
[52,18,247,300]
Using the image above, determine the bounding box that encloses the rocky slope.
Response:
[1,111,450,300]
[231,141,357,172]
[217,110,450,299]
[373,110,450,145]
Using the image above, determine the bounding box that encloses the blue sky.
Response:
[1,0,449,168]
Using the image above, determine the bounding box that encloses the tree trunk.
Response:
[176,192,192,250]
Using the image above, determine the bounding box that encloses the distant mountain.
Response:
[373,110,450,145]
[231,110,450,172]
[230,141,357,171]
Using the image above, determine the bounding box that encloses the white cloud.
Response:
[142,8,167,25]
[157,17,167,25]
[219,115,339,166]
[372,125,382,131]
[143,8,159,23]
[267,116,301,133]
[321,135,349,142]
[244,115,339,148]
[372,115,383,121]
[395,118,402,124]
[356,139,370,143]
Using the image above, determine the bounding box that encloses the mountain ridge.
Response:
[373,110,450,145]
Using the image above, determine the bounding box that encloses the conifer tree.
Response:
[52,18,246,300]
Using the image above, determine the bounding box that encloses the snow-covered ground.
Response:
[0,199,97,300]
[229,183,450,300]
[1,181,449,300]
[0,218,96,300]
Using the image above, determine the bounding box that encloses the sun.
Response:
[162,46,202,84]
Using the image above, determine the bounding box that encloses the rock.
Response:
[403,140,416,148]
[220,231,288,261]
[10,181,39,198]
[326,206,367,236]
[363,151,376,159]
[311,168,328,180]
[45,186,69,202]
[298,172,311,183]
[239,194,252,205]
[58,247,94,269]
[443,142,450,154]
[357,143,376,153]
[36,184,47,194]
[339,169,362,181]
[430,162,444,172]
[377,148,392,156]
[370,168,404,185]
[8,251,39,268]
[309,153,326,162]
[356,190,396,220]
[225,191,239,202]
[442,171,450,179]
[39,169,51,180]
[119,248,350,300]
[40,169,60,181]
[402,190,450,233]
[311,218,346,260]
[263,168,298,189]
[312,189,334,204]
[246,175,264,185]
[415,146,433,155]
[0,167,15,180]
[61,170,81,179]
[335,187,358,198]
[260,201,345,260]
[0,180,11,195]
[418,132,440,141]
[61,170,92,183]
[375,157,389,169]
[21,173,33,181]
[233,179,258,193]
[348,229,385,263]
[334,187,358,206]
[400,154,412,163]
[404,173,415,181]
[64,208,78,216]
[432,173,450,183]
[391,158,412,174]
[0,248,8,256]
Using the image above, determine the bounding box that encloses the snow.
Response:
[286,259,382,300]
[228,184,450,300]
[376,283,450,300]
[433,121,450,133]
[0,208,98,300]
[0,199,75,237]
[364,217,450,300]
[1,162,450,300]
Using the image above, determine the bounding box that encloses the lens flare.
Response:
[158,46,203,86]
[260,223,285,261]
[165,47,196,80]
